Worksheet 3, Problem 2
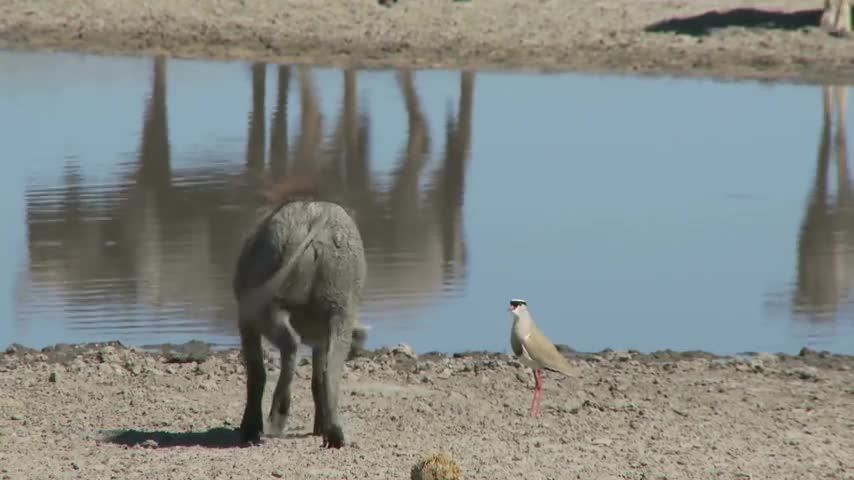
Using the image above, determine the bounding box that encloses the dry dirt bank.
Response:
[3,0,854,84]
[1,341,853,479]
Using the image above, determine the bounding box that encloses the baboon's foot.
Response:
[239,417,264,446]
[321,424,346,449]
[267,419,285,437]
[267,415,288,438]
[239,429,263,446]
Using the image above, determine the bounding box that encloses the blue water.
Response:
[1,49,852,356]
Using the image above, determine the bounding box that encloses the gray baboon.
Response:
[231,176,367,448]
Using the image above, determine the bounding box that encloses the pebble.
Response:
[613,351,632,362]
[437,368,452,380]
[139,439,159,448]
[756,352,778,363]
[48,371,59,383]
[564,398,584,413]
[787,367,820,381]
[391,343,416,359]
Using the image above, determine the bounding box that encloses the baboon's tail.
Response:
[237,216,325,323]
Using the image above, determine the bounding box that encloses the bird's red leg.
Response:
[530,369,542,416]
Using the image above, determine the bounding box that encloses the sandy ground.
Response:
[3,1,854,478]
[3,0,854,84]
[1,341,853,479]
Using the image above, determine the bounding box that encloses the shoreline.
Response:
[3,1,854,85]
[5,338,854,369]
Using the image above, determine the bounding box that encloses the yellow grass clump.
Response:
[410,452,464,480]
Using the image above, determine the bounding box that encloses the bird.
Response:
[508,298,577,417]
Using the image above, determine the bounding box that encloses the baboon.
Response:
[231,176,367,448]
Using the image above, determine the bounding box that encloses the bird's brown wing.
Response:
[523,324,578,376]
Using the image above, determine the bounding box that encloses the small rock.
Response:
[784,430,803,445]
[48,371,59,383]
[139,439,159,448]
[436,368,452,380]
[591,437,612,446]
[614,351,632,362]
[97,346,120,364]
[70,359,87,372]
[127,362,143,375]
[159,340,212,364]
[787,367,819,381]
[392,343,417,359]
[756,352,778,364]
[708,359,729,370]
[564,398,584,414]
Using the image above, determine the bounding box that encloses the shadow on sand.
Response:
[100,427,314,448]
[645,8,822,36]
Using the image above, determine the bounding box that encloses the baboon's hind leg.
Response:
[238,319,266,445]
[311,345,326,436]
[316,310,353,449]
[267,308,300,436]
